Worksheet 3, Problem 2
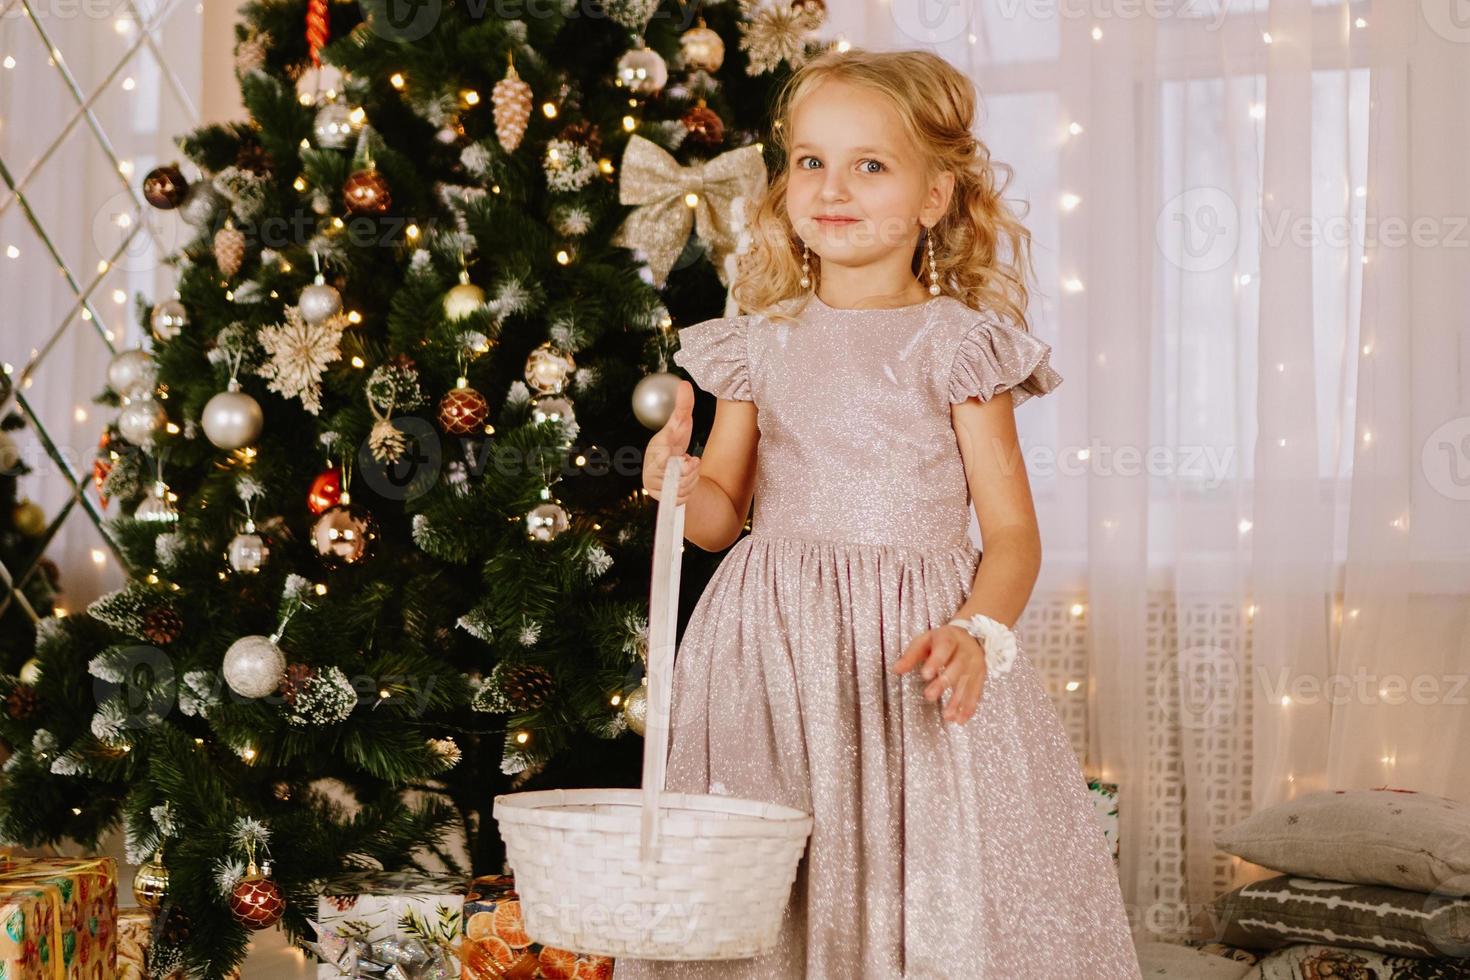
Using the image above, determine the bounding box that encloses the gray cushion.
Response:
[1215,789,1470,894]
[1135,941,1254,979]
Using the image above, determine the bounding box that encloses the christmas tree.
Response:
[0,387,60,675]
[0,0,826,976]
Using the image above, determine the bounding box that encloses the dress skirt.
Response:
[610,532,1142,979]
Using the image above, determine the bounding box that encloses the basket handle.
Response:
[640,454,686,862]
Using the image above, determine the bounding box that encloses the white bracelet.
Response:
[946,614,1019,676]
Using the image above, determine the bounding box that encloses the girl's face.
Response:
[785,79,951,270]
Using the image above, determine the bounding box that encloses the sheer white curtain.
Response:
[0,0,204,611]
[829,0,1470,941]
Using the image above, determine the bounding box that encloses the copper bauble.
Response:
[142,164,189,209]
[343,168,391,215]
[311,501,377,566]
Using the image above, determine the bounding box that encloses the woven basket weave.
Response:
[493,456,814,960]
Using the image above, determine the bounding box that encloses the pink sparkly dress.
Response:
[612,293,1141,979]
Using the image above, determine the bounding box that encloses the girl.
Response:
[620,48,1141,979]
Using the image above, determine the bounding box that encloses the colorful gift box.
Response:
[1087,778,1121,867]
[0,856,117,980]
[118,908,242,980]
[460,875,613,980]
[314,871,467,979]
[0,883,65,979]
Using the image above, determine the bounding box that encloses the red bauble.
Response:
[438,386,489,435]
[229,871,284,930]
[681,105,724,148]
[307,467,342,515]
[343,168,391,215]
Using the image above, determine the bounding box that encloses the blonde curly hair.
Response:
[731,47,1036,331]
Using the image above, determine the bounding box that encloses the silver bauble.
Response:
[617,46,668,95]
[632,371,680,429]
[443,281,485,322]
[531,395,577,444]
[117,397,167,447]
[180,180,226,228]
[227,527,269,574]
[150,298,188,341]
[298,276,342,325]
[622,682,649,736]
[222,634,286,699]
[313,101,355,149]
[311,502,376,566]
[524,342,576,394]
[134,482,178,524]
[108,349,157,400]
[202,382,264,450]
[526,501,570,542]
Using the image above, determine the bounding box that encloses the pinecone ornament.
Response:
[158,904,192,945]
[214,220,246,278]
[558,119,602,159]
[492,62,532,153]
[6,684,39,721]
[235,142,275,176]
[142,606,183,646]
[501,662,554,711]
[280,662,315,706]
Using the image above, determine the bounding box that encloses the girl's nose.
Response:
[819,170,849,201]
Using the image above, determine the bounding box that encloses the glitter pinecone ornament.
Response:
[492,59,532,153]
[5,684,39,721]
[500,663,554,711]
[142,606,183,646]
[214,220,246,278]
[558,119,602,159]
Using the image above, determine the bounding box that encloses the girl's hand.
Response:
[891,625,988,724]
[643,380,702,505]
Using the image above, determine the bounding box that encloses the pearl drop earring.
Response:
[799,243,812,289]
[926,228,941,296]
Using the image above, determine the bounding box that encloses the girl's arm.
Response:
[683,398,760,552]
[949,393,1043,627]
[643,380,760,552]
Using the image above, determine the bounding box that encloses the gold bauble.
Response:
[133,853,169,910]
[622,682,648,736]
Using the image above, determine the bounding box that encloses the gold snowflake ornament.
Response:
[256,306,348,415]
[739,0,825,76]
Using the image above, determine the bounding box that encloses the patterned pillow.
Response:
[1135,941,1254,979]
[1210,875,1470,959]
[1247,943,1470,979]
[1215,789,1470,894]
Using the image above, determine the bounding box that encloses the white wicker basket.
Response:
[493,455,813,960]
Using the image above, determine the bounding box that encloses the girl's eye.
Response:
[859,159,886,174]
[796,156,822,170]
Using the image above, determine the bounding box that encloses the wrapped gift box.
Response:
[118,907,241,980]
[0,883,64,979]
[1087,778,1121,866]
[461,874,613,980]
[315,871,467,979]
[0,856,117,980]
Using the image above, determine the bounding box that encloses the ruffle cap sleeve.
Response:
[672,315,753,401]
[947,312,1063,408]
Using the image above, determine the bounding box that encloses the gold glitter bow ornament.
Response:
[611,134,767,287]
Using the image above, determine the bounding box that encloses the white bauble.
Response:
[108,349,157,400]
[201,384,264,450]
[117,397,167,447]
[299,277,343,325]
[222,635,286,699]
[227,531,269,574]
[632,371,679,429]
[150,298,188,341]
